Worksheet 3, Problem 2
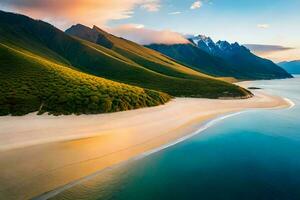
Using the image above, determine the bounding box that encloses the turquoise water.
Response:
[51,76,300,200]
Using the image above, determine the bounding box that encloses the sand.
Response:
[0,90,291,200]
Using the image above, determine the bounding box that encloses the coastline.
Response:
[0,90,292,200]
[33,111,246,200]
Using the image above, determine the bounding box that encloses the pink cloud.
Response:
[0,0,161,28]
[107,24,190,45]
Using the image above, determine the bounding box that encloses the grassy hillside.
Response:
[0,11,250,98]
[0,11,252,115]
[0,43,170,116]
[64,24,250,97]
[66,25,212,80]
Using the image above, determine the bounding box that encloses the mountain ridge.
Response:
[147,34,292,80]
[0,10,251,115]
[64,23,250,97]
[190,35,292,79]
[66,24,213,80]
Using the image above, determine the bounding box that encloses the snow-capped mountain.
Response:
[147,35,292,80]
[190,35,218,54]
[189,35,250,57]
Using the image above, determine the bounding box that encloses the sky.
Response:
[0,0,299,62]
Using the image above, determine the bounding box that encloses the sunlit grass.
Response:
[0,44,171,116]
[0,10,251,116]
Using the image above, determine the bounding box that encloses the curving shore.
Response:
[0,90,292,200]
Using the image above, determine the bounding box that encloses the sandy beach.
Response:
[0,89,291,200]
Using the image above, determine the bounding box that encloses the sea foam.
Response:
[284,98,296,109]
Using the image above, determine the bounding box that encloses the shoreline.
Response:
[34,111,246,200]
[32,111,247,200]
[0,90,292,200]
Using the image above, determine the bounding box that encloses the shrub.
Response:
[0,45,171,116]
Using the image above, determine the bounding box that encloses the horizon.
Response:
[1,0,299,62]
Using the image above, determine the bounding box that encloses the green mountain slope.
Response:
[66,24,212,80]
[0,10,251,116]
[0,43,170,116]
[64,24,250,97]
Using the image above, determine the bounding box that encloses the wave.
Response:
[284,98,296,109]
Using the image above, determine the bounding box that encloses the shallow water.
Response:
[50,76,300,200]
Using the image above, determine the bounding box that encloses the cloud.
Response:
[140,0,160,12]
[244,44,298,62]
[107,24,190,45]
[257,24,270,29]
[0,0,161,28]
[190,1,202,9]
[244,44,294,53]
[168,11,182,15]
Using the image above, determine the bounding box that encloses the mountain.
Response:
[0,11,171,116]
[189,35,292,80]
[65,24,212,81]
[64,23,250,97]
[0,42,171,116]
[147,35,292,80]
[146,43,242,78]
[278,60,300,74]
[0,11,251,115]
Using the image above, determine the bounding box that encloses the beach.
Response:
[0,89,291,200]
